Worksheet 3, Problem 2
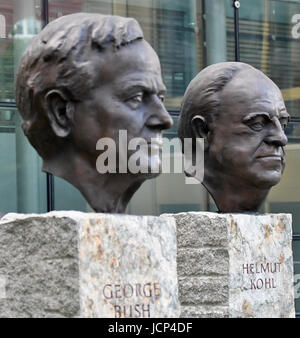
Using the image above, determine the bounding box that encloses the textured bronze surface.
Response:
[16,13,173,213]
[178,62,289,212]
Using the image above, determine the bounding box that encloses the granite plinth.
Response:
[0,211,180,318]
[166,212,295,318]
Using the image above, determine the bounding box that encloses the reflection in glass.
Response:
[0,0,46,214]
[48,0,205,111]
[0,107,17,216]
[236,0,300,117]
[0,0,43,102]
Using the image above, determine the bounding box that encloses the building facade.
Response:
[0,0,299,316]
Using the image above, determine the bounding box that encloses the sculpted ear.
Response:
[191,115,210,150]
[45,90,75,137]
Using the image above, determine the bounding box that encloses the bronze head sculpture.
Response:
[178,62,289,213]
[16,13,173,213]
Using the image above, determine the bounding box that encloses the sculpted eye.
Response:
[126,93,143,109]
[130,94,143,102]
[249,122,264,131]
[245,115,267,132]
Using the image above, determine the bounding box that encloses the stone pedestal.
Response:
[0,211,180,318]
[167,212,295,318]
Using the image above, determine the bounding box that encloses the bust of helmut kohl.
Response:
[178,62,289,213]
[15,13,173,213]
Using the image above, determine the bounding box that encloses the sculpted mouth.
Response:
[256,151,283,158]
[257,155,282,159]
[256,154,284,164]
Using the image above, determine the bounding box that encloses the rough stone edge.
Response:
[163,212,295,318]
[180,305,229,318]
[0,211,179,318]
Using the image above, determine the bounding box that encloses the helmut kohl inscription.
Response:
[226,213,294,317]
[102,281,161,318]
[242,261,282,290]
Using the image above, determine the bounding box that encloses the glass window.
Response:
[49,0,204,111]
[0,107,17,215]
[0,104,47,215]
[238,0,300,118]
[0,1,46,214]
[54,176,90,212]
[126,0,202,110]
[0,0,43,102]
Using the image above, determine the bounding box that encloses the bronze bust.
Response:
[178,62,289,213]
[16,13,173,213]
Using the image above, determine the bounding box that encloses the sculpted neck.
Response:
[203,174,269,213]
[42,148,143,213]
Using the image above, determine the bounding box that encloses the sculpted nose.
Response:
[146,96,173,130]
[264,119,288,147]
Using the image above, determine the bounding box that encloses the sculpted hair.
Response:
[15,13,144,158]
[178,62,257,142]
